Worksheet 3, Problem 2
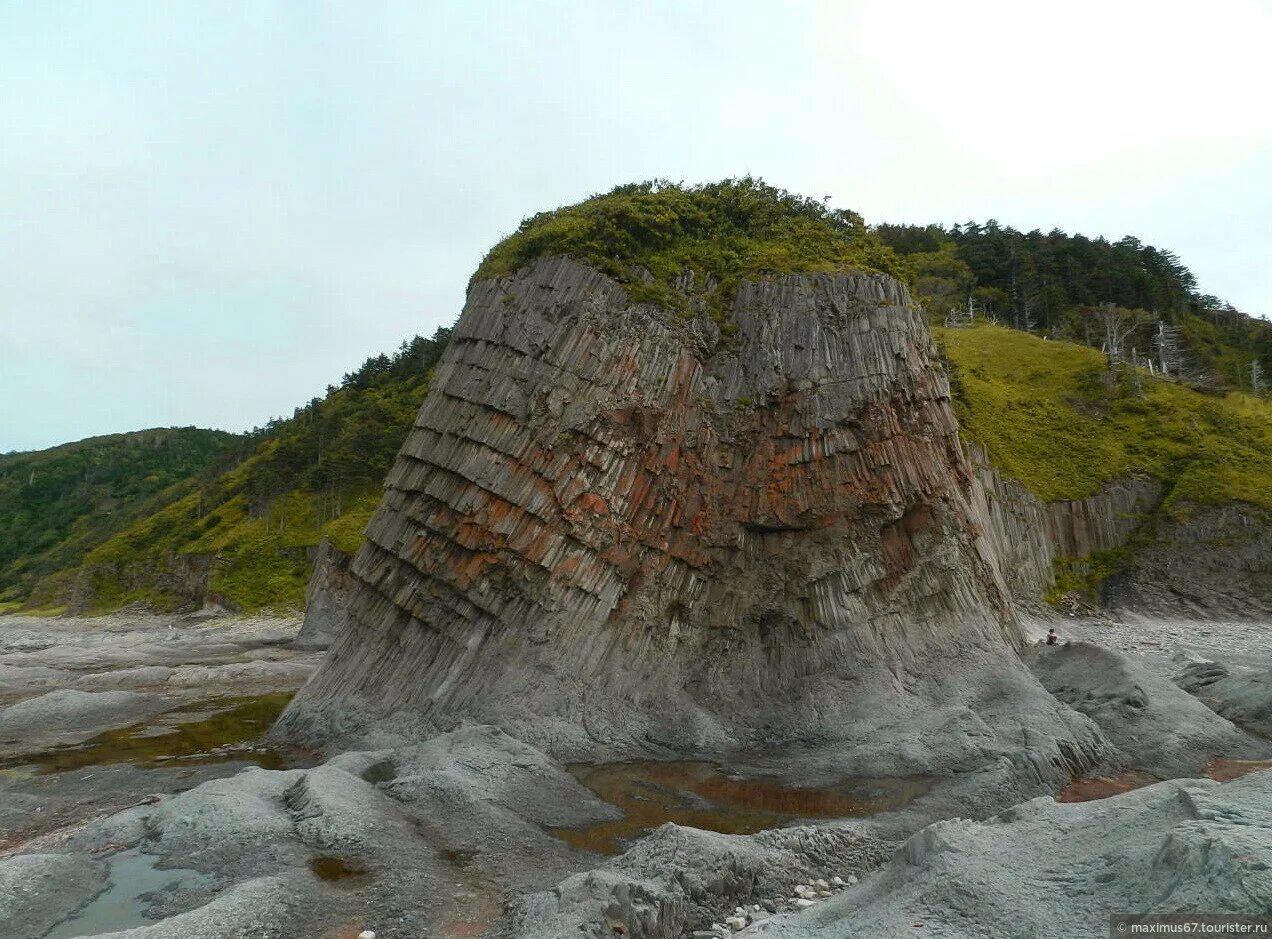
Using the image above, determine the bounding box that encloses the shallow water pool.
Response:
[553,760,932,854]
[43,848,211,939]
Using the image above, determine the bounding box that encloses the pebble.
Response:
[831,875,845,886]
[358,932,376,939]
[793,898,817,909]
[814,878,829,889]
[726,915,748,930]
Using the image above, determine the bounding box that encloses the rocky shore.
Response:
[0,610,1267,939]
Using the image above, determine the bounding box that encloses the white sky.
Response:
[2,0,1269,452]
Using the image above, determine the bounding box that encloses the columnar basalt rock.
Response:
[281,256,1104,777]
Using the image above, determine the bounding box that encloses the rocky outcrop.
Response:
[734,770,1272,939]
[970,446,1272,619]
[968,444,1161,606]
[294,538,355,649]
[280,256,1103,780]
[1175,657,1272,739]
[1027,642,1267,777]
[1105,503,1272,618]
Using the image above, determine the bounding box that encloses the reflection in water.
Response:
[26,692,308,774]
[553,761,932,855]
[43,848,210,939]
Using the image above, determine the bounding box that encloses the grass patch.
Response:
[941,324,1272,508]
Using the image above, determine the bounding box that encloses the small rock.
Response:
[831,875,845,886]
[794,898,817,909]
[726,915,747,930]
[847,874,858,885]
[814,878,829,889]
[817,890,833,897]
[735,906,746,916]
[358,932,376,939]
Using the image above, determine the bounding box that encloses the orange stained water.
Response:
[552,760,932,855]
[1057,771,1160,802]
[1204,758,1272,782]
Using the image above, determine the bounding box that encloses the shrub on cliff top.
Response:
[474,178,908,312]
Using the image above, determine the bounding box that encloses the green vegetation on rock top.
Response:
[475,178,907,313]
[942,324,1272,509]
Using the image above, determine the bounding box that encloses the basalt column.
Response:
[281,256,1103,773]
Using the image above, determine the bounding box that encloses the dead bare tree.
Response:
[1096,303,1147,367]
[945,296,976,328]
[1252,359,1265,395]
[1153,320,1185,378]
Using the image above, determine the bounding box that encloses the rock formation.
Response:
[294,538,356,649]
[1106,503,1272,618]
[281,256,1103,780]
[968,444,1162,605]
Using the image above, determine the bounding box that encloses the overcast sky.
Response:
[3,1,1270,452]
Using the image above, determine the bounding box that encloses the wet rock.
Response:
[86,873,318,938]
[509,820,894,938]
[0,689,167,754]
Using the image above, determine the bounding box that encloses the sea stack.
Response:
[281,185,1104,782]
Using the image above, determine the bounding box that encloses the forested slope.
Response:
[9,331,449,614]
[0,428,243,612]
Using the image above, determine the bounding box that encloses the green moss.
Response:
[942,324,1272,508]
[1046,547,1129,604]
[474,179,909,313]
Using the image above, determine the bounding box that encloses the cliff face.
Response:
[281,257,1103,775]
[1105,503,1272,618]
[968,445,1163,605]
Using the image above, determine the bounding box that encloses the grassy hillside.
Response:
[15,331,450,615]
[0,428,244,612]
[941,324,1272,510]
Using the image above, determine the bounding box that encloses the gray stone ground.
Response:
[1,613,1270,939]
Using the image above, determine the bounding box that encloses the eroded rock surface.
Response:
[1175,657,1272,739]
[282,257,1103,785]
[1028,642,1268,777]
[1106,503,1272,619]
[734,770,1272,939]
